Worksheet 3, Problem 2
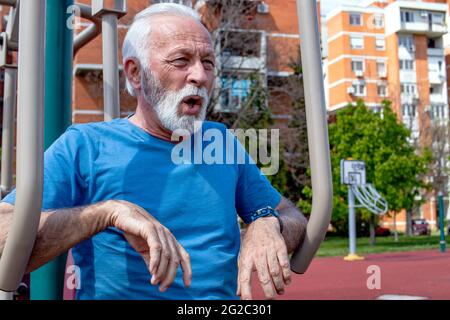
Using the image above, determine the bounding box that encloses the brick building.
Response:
[325,0,450,231]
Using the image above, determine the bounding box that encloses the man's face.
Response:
[141,15,216,134]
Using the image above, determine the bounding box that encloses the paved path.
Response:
[253,250,450,300]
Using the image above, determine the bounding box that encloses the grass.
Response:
[316,233,450,257]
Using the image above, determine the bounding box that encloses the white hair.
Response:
[122,3,203,97]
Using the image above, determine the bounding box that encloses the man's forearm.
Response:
[0,202,110,274]
[276,198,307,253]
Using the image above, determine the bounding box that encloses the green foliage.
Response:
[328,100,431,234]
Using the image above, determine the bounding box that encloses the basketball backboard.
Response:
[340,159,366,185]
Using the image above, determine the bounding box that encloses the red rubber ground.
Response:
[252,250,450,300]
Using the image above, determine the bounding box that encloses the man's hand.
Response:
[105,200,192,292]
[237,217,291,300]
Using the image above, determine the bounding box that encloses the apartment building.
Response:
[326,0,449,231]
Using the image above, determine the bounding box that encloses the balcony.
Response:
[427,47,444,56]
[221,54,264,70]
[430,23,447,34]
[399,71,416,83]
[219,30,266,71]
[428,70,446,84]
[400,22,447,36]
[401,93,419,104]
[429,93,446,104]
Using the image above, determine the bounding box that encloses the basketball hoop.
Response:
[341,159,389,261]
[351,184,388,215]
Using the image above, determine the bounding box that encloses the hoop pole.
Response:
[348,187,357,256]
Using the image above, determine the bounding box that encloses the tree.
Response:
[328,100,431,238]
[422,110,450,225]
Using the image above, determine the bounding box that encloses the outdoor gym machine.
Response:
[290,0,333,273]
[0,0,332,298]
[0,0,46,298]
[93,0,126,121]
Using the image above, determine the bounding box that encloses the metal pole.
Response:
[0,0,46,292]
[438,192,446,252]
[290,0,333,273]
[30,0,74,300]
[0,68,17,198]
[101,13,120,121]
[348,187,356,255]
[344,186,364,261]
[73,3,102,56]
[0,290,13,299]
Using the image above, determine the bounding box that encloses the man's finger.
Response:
[255,255,276,300]
[145,225,162,275]
[176,242,192,288]
[159,254,179,292]
[153,228,170,285]
[159,233,182,288]
[267,249,284,294]
[277,248,291,285]
[236,280,241,296]
[238,259,253,300]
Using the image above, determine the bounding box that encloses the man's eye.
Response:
[172,58,188,66]
[203,60,215,69]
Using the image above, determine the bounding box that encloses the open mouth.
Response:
[182,95,204,109]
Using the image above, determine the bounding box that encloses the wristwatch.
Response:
[250,206,283,233]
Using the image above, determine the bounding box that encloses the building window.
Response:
[401,11,415,23]
[432,13,445,25]
[375,37,385,51]
[401,84,417,95]
[399,59,414,71]
[349,13,362,26]
[350,35,364,49]
[377,61,386,75]
[373,14,384,28]
[351,59,364,72]
[221,31,261,58]
[352,82,366,96]
[430,104,447,120]
[220,73,254,111]
[377,85,387,97]
[402,104,417,117]
[371,105,384,114]
[398,35,414,48]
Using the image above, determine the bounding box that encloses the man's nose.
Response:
[187,61,209,88]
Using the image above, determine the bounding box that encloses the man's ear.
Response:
[124,58,141,92]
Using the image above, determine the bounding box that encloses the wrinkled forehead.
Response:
[148,15,213,52]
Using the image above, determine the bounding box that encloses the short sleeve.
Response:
[234,139,282,224]
[1,126,90,210]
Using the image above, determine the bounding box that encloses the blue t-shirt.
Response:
[2,118,281,300]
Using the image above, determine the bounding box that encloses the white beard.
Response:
[141,68,209,135]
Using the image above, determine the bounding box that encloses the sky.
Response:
[320,0,361,15]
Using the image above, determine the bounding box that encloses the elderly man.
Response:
[0,3,307,300]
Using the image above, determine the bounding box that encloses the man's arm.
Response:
[237,196,307,300]
[0,202,106,274]
[276,196,308,253]
[0,200,191,292]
